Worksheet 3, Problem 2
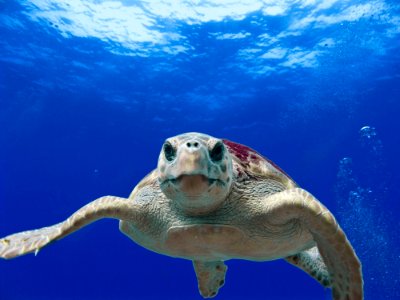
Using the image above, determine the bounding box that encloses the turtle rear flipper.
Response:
[0,196,133,259]
[193,260,227,298]
[285,246,331,287]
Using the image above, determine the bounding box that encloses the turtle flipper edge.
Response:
[0,222,64,259]
[0,196,132,259]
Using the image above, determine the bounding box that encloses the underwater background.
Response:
[1,0,399,299]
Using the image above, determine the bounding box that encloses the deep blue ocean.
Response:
[1,1,399,299]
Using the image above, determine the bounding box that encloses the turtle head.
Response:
[158,132,233,215]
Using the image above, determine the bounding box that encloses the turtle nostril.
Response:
[186,141,200,149]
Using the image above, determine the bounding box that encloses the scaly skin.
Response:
[0,132,363,300]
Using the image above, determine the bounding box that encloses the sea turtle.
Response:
[0,132,363,299]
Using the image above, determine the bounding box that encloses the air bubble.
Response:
[360,125,377,139]
[338,157,353,174]
[359,125,382,156]
[358,125,385,187]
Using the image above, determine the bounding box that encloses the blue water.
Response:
[1,1,400,299]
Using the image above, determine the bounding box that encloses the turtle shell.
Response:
[222,139,297,187]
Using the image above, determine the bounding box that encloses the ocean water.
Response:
[1,1,399,299]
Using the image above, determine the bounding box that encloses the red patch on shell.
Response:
[223,139,255,164]
[222,139,292,180]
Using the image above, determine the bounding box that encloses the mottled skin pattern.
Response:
[0,133,363,300]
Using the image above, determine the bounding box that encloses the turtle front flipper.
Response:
[193,260,227,298]
[264,188,363,300]
[0,196,134,259]
[285,246,331,287]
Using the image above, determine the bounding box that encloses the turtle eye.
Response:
[210,142,224,162]
[163,142,176,162]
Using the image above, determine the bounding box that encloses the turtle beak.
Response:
[175,174,210,197]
